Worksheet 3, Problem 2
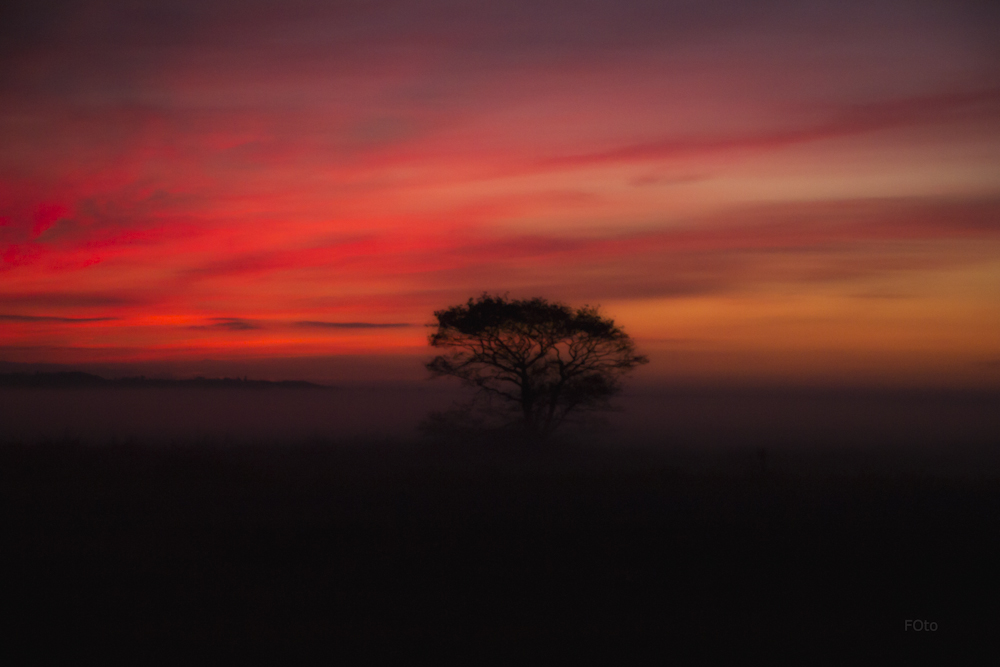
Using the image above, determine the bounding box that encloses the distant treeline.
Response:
[0,371,325,389]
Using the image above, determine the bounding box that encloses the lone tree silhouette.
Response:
[425,293,648,439]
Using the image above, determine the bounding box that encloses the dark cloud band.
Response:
[295,321,413,329]
[0,314,116,323]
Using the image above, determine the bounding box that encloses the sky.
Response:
[1,0,998,386]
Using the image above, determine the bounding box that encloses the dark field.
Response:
[2,386,998,656]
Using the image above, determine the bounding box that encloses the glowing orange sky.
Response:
[1,0,998,385]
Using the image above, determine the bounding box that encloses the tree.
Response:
[425,293,648,439]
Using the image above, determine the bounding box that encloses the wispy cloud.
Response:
[0,292,152,308]
[0,314,116,323]
[182,236,380,279]
[189,317,261,331]
[294,321,414,329]
[539,88,1000,169]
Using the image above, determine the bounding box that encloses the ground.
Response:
[1,437,994,657]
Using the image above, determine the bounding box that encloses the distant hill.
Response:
[0,372,326,389]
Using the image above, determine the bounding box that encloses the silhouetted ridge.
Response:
[0,372,110,387]
[0,372,326,389]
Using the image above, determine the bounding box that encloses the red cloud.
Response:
[30,204,69,237]
[538,89,1000,170]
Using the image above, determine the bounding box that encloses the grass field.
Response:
[2,431,996,656]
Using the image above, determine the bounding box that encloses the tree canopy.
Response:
[426,294,648,439]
